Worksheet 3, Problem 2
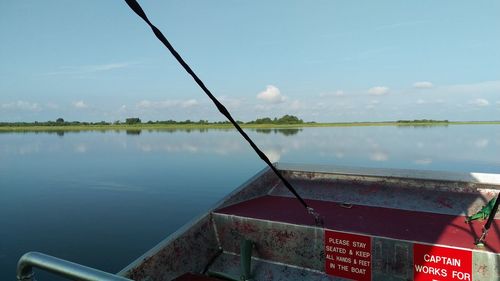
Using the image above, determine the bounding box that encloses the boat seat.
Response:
[214,195,500,252]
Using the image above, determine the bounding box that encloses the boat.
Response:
[17,163,500,280]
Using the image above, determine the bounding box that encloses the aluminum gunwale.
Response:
[214,212,493,254]
[276,162,500,187]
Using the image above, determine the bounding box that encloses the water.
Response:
[1,125,500,280]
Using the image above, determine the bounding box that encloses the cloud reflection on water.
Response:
[263,149,282,163]
[370,151,389,162]
[474,138,489,148]
[1,126,499,172]
[74,144,87,153]
[414,158,433,165]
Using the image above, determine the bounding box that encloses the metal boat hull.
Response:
[119,163,500,281]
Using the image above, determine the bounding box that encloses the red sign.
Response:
[414,244,472,281]
[324,230,372,281]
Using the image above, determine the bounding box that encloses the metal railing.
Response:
[17,252,134,281]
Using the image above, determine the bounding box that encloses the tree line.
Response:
[0,115,305,126]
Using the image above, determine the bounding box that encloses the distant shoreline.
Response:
[1,121,499,131]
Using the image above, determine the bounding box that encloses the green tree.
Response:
[254,117,273,124]
[277,115,303,124]
[125,118,141,125]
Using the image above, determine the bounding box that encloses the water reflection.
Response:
[74,144,87,153]
[414,158,433,165]
[253,128,302,136]
[0,127,303,136]
[397,123,449,128]
[334,152,344,159]
[126,129,142,135]
[370,151,389,162]
[0,126,499,172]
[0,130,70,136]
[263,149,281,162]
[84,181,145,192]
[18,143,41,155]
[474,138,489,148]
[137,142,199,153]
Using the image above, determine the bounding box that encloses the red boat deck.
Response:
[215,195,500,253]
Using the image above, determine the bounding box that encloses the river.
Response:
[1,125,499,280]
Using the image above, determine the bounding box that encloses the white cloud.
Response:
[445,80,500,94]
[45,102,59,109]
[365,101,379,110]
[289,100,302,110]
[44,62,134,76]
[469,98,490,107]
[116,104,128,114]
[181,99,199,108]
[1,100,41,111]
[218,96,243,109]
[136,99,199,109]
[413,81,434,89]
[319,90,345,97]
[137,100,154,108]
[415,99,444,105]
[87,63,131,72]
[368,86,389,96]
[73,100,88,109]
[257,85,286,104]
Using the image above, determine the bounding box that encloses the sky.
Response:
[1,0,499,122]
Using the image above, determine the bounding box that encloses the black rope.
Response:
[123,0,322,226]
[484,194,499,230]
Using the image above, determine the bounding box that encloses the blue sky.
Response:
[1,0,499,122]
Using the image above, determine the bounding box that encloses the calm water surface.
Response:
[1,125,500,279]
